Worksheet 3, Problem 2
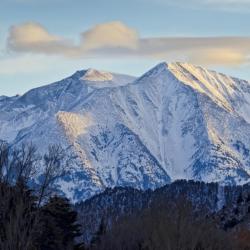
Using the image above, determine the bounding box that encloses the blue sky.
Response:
[0,0,250,96]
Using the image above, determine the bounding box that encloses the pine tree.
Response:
[90,218,106,249]
[36,196,84,250]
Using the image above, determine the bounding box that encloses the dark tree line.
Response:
[2,142,250,250]
[87,197,250,250]
[0,142,85,250]
[89,198,236,250]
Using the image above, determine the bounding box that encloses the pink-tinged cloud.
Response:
[81,21,139,51]
[7,22,73,55]
[6,21,250,67]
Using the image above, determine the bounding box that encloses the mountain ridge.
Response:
[1,62,250,202]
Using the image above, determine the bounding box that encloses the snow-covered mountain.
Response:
[1,62,250,202]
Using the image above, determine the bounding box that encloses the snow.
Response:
[57,111,93,140]
[1,62,250,201]
[217,184,225,211]
[167,62,234,111]
[81,69,114,82]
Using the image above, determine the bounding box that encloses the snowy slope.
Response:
[1,63,250,201]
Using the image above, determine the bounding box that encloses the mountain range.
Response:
[1,62,250,202]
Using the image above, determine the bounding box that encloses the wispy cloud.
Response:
[151,0,250,9]
[0,55,55,74]
[201,0,250,4]
[137,37,250,66]
[6,21,250,67]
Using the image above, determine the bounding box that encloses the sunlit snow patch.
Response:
[81,69,113,82]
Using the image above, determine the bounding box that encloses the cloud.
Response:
[203,0,250,4]
[143,0,250,11]
[0,55,55,74]
[189,49,246,66]
[6,21,250,67]
[137,37,250,66]
[7,22,74,55]
[152,0,250,7]
[80,21,139,51]
[7,21,138,57]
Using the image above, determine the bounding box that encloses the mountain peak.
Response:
[2,62,250,201]
[81,68,114,82]
[166,62,211,76]
[139,61,242,112]
[148,61,208,74]
[138,62,206,80]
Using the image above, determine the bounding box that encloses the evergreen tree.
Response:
[36,196,83,250]
[90,218,106,249]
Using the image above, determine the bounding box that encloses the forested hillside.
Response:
[1,143,250,249]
